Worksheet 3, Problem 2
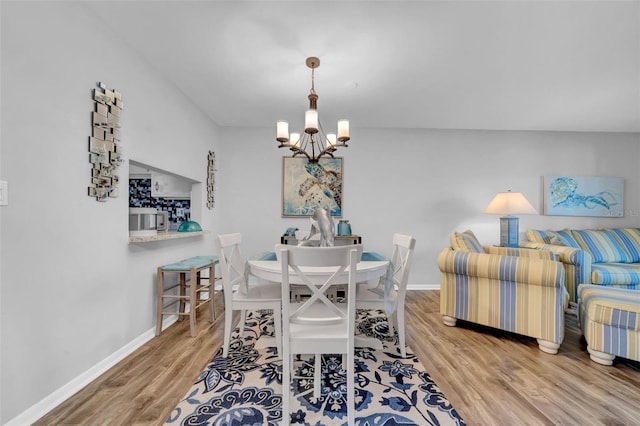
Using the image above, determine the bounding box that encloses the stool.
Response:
[156,255,219,337]
[578,284,640,365]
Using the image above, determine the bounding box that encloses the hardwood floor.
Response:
[36,291,640,425]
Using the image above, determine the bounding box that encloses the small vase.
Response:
[337,220,351,236]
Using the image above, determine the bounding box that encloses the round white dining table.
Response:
[247,258,390,350]
[247,259,389,285]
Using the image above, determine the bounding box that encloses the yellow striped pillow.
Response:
[450,230,485,253]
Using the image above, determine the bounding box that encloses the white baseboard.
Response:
[5,316,178,426]
[407,283,440,290]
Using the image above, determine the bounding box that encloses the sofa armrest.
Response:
[520,241,593,303]
[520,242,591,264]
[437,248,564,288]
[486,246,557,260]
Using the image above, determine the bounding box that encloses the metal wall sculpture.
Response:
[88,82,123,201]
[207,151,216,209]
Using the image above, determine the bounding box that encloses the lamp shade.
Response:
[483,191,538,215]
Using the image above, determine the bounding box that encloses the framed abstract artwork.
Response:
[543,176,624,217]
[282,157,343,217]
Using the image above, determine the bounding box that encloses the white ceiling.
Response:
[85,0,640,133]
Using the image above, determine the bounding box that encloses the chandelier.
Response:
[276,57,350,162]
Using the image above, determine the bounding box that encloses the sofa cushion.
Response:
[526,229,580,248]
[609,228,640,263]
[450,230,485,253]
[578,284,640,332]
[591,263,640,287]
[571,229,634,263]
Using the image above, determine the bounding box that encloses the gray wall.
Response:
[216,126,640,287]
[2,1,640,424]
[0,2,221,423]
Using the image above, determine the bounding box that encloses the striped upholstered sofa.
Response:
[523,228,640,303]
[438,230,568,354]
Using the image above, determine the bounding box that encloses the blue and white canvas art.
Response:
[544,176,624,217]
[282,157,343,217]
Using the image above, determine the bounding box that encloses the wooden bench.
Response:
[156,255,219,337]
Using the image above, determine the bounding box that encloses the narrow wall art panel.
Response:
[543,176,624,217]
[282,157,343,217]
[207,151,216,209]
[88,82,123,202]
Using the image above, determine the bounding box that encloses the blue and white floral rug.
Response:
[166,310,466,426]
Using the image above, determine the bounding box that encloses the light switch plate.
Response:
[0,181,8,205]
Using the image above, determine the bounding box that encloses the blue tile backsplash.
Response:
[129,178,190,230]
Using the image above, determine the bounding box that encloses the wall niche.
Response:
[129,160,197,231]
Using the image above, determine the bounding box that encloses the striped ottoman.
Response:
[578,284,640,365]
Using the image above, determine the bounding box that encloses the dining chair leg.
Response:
[314,354,321,399]
[273,308,282,359]
[347,349,355,426]
[222,306,233,357]
[239,309,247,334]
[207,264,215,321]
[282,353,292,425]
[396,307,406,358]
[387,311,397,346]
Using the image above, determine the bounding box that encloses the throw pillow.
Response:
[554,230,581,248]
[544,234,566,246]
[528,228,580,248]
[610,228,640,263]
[450,230,485,253]
[571,229,634,263]
[526,229,547,243]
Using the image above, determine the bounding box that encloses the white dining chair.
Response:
[288,231,343,301]
[356,233,416,357]
[215,233,282,358]
[279,244,362,426]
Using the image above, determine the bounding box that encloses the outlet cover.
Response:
[0,181,7,206]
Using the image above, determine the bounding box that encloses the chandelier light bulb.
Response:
[290,132,301,147]
[337,120,350,142]
[326,133,337,147]
[276,121,289,142]
[305,110,318,134]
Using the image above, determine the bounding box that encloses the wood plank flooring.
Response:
[35,291,640,425]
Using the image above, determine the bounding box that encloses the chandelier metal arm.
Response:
[278,142,312,161]
[278,138,349,162]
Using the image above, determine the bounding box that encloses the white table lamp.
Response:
[484,190,538,247]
